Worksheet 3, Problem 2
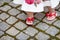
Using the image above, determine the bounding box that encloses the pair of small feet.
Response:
[26,11,57,25]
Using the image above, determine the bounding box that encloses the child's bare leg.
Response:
[26,12,34,17]
[47,6,55,12]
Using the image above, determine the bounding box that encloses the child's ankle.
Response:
[49,10,56,13]
[27,16,34,18]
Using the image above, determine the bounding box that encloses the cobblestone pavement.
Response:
[0,0,60,40]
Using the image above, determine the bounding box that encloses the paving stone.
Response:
[35,13,45,20]
[17,6,22,10]
[8,8,20,16]
[14,21,27,30]
[0,13,9,20]
[29,39,35,40]
[35,32,50,40]
[0,0,3,2]
[0,20,1,22]
[0,11,1,13]
[17,13,27,20]
[56,34,60,39]
[0,31,4,36]
[24,27,38,36]
[6,27,19,36]
[0,22,10,31]
[56,11,60,16]
[9,2,20,7]
[59,17,60,19]
[36,22,49,31]
[58,17,60,19]
[51,39,56,40]
[33,19,39,25]
[58,8,60,11]
[43,17,57,24]
[6,16,18,24]
[3,0,12,3]
[53,20,60,28]
[55,4,60,10]
[16,32,29,40]
[0,1,4,6]
[0,35,14,40]
[45,26,59,36]
[0,20,1,23]
[0,5,11,11]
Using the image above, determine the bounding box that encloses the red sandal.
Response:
[26,17,34,25]
[46,11,57,20]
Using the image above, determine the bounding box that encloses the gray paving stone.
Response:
[0,31,4,36]
[16,32,29,40]
[3,0,12,3]
[51,39,56,40]
[8,8,20,16]
[0,35,14,40]
[24,27,38,36]
[9,2,20,7]
[14,21,27,30]
[53,20,60,28]
[0,5,11,11]
[35,32,50,40]
[43,17,57,24]
[0,20,2,22]
[6,27,19,36]
[56,11,60,16]
[35,13,45,20]
[0,1,4,6]
[0,11,1,13]
[58,8,60,11]
[0,22,10,31]
[56,34,60,39]
[45,26,59,36]
[17,13,27,20]
[0,0,3,1]
[0,13,9,20]
[55,4,60,10]
[36,22,49,31]
[59,17,60,19]
[17,6,22,10]
[0,0,3,2]
[29,39,35,40]
[6,16,18,24]
[33,19,39,25]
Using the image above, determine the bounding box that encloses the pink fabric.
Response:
[25,0,41,4]
[25,0,34,4]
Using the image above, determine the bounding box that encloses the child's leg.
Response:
[46,6,57,20]
[47,6,55,12]
[26,12,34,18]
[26,12,34,25]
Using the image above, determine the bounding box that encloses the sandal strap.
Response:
[26,17,34,22]
[46,12,56,17]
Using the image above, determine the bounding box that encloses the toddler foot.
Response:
[26,17,34,25]
[46,11,57,20]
